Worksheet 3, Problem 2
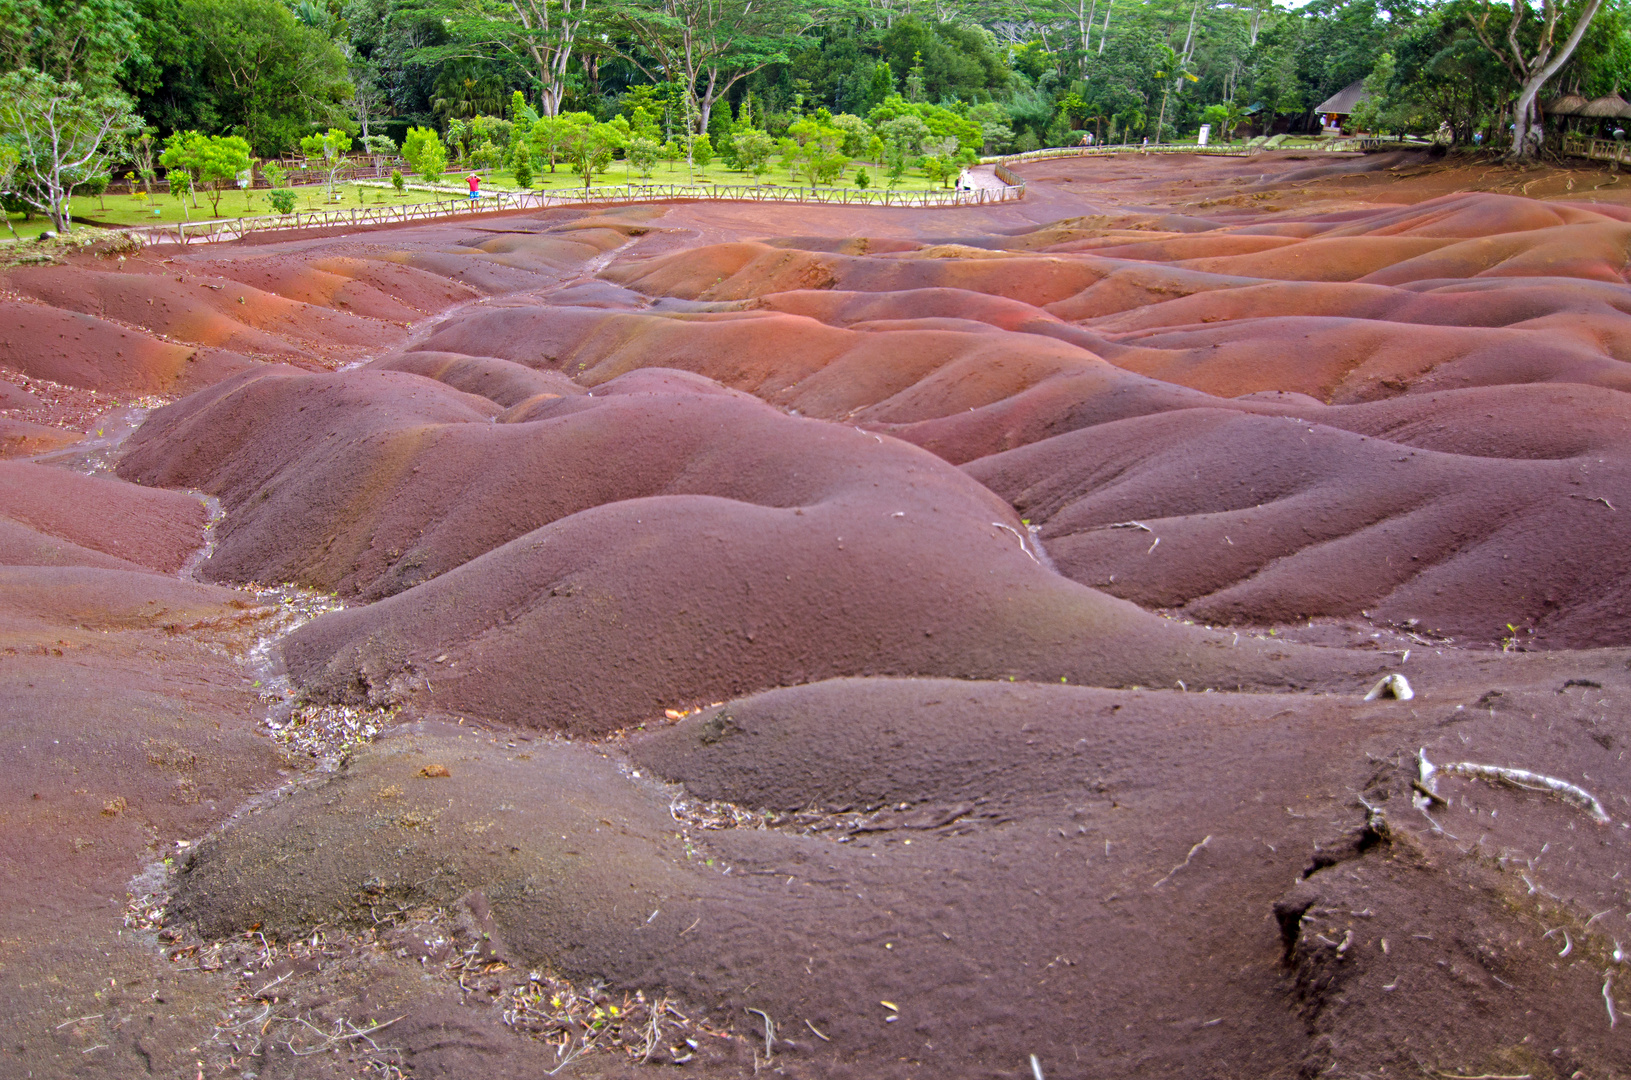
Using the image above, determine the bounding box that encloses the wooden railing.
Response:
[984,142,1260,167]
[119,179,1028,247]
[992,161,1026,187]
[1563,135,1631,164]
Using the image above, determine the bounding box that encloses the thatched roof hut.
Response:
[1315,81,1370,118]
[1545,93,1588,116]
[1580,94,1631,118]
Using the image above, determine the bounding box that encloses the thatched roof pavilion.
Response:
[1579,94,1631,118]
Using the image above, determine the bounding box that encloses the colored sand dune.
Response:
[3,149,1631,1079]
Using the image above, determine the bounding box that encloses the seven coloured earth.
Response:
[4,148,1631,1079]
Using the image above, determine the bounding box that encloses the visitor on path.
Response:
[467,173,481,201]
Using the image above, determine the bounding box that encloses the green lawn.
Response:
[2,160,965,242]
[3,183,455,241]
[477,158,952,195]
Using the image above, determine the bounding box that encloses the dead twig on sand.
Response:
[746,1007,775,1061]
[991,522,1039,563]
[803,1019,830,1042]
[1153,835,1212,888]
[1418,750,1609,823]
[288,1014,405,1056]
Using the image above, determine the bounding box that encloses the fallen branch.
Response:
[1418,750,1609,824]
[1153,835,1212,888]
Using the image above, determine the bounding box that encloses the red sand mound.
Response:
[0,416,82,457]
[0,460,206,573]
[371,350,589,406]
[0,299,258,393]
[966,407,1631,646]
[12,152,1631,1080]
[118,365,1390,732]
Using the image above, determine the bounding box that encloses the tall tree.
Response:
[0,69,140,230]
[613,0,821,135]
[0,0,145,92]
[1471,0,1605,158]
[437,0,590,116]
[182,0,353,156]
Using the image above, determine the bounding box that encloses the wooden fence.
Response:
[986,142,1260,167]
[120,179,1027,247]
[1563,135,1631,165]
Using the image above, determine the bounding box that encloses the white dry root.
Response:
[1418,749,1610,824]
[1364,673,1414,702]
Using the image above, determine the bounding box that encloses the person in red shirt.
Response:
[467,173,480,200]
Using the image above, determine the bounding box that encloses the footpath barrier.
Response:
[119,180,1027,247]
[1563,135,1631,166]
[985,142,1260,167]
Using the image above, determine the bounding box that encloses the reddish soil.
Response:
[4,150,1631,1080]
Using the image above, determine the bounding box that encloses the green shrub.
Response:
[853,167,870,189]
[390,168,405,194]
[267,188,297,214]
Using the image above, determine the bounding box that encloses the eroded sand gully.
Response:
[4,150,1631,1078]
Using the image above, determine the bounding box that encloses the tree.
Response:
[611,0,821,138]
[557,112,626,192]
[1390,2,1508,145]
[434,0,588,117]
[402,125,448,182]
[530,114,575,172]
[180,0,352,157]
[0,0,144,94]
[162,130,253,216]
[730,126,775,174]
[1471,0,1606,159]
[0,142,21,236]
[299,127,353,198]
[783,115,848,186]
[0,70,139,232]
[130,128,160,197]
[1154,42,1200,143]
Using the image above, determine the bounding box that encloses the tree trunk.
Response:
[1474,0,1606,161]
[1510,86,1543,159]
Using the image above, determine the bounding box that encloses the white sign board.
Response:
[1198,124,1211,146]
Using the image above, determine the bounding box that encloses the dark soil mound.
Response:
[12,156,1631,1080]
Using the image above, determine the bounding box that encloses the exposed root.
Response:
[1418,749,1609,824]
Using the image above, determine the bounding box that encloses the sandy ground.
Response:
[3,148,1631,1080]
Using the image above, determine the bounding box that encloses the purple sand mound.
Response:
[965,408,1631,647]
[118,362,1389,731]
[13,158,1631,1079]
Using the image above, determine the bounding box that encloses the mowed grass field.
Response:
[3,158,956,242]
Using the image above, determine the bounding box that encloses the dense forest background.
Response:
[2,0,1629,174]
